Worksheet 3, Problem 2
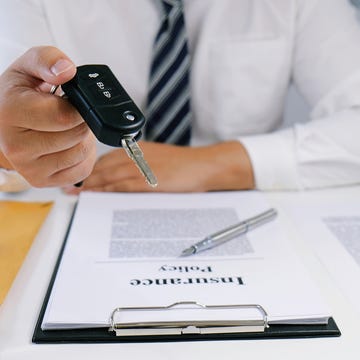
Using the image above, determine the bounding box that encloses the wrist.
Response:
[0,151,13,170]
[0,151,31,192]
[196,141,255,191]
[0,151,30,192]
[0,168,31,192]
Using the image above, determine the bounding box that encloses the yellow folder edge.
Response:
[0,200,53,305]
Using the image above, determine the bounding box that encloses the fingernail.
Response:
[50,59,75,76]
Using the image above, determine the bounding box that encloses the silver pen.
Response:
[180,208,278,257]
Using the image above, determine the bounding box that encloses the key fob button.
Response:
[88,84,123,105]
[123,111,137,122]
[79,71,102,81]
[95,81,106,90]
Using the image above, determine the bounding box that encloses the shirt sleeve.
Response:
[240,0,360,190]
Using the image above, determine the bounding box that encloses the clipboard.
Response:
[32,206,341,343]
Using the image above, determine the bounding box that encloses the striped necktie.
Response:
[145,0,192,145]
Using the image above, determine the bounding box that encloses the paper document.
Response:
[42,191,331,330]
[290,202,360,315]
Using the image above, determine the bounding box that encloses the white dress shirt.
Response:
[1,0,360,190]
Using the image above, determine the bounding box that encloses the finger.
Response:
[21,134,96,187]
[0,90,85,134]
[11,46,76,87]
[92,149,129,171]
[0,46,79,131]
[86,177,153,193]
[3,123,92,162]
[47,151,97,188]
[83,161,139,189]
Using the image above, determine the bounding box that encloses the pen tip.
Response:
[180,247,195,257]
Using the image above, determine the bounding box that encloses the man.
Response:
[1,0,360,193]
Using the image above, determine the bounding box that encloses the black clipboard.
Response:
[32,205,341,344]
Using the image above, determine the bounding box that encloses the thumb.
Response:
[11,46,77,86]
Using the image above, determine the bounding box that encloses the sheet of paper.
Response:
[42,191,331,330]
[0,200,53,304]
[290,202,360,314]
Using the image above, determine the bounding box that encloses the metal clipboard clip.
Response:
[109,301,268,336]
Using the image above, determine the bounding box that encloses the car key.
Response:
[61,64,157,187]
[121,137,157,186]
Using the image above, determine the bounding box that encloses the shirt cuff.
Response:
[0,169,31,192]
[239,129,302,191]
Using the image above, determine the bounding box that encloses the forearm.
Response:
[75,140,255,194]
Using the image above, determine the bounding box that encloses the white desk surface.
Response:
[1,186,359,360]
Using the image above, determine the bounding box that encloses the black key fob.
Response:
[62,64,145,147]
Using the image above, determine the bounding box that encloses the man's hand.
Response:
[64,140,255,194]
[0,46,97,187]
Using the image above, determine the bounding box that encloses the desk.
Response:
[0,187,359,360]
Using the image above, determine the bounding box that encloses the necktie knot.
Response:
[158,0,183,38]
[162,0,182,13]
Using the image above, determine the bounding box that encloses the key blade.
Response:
[121,138,158,187]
